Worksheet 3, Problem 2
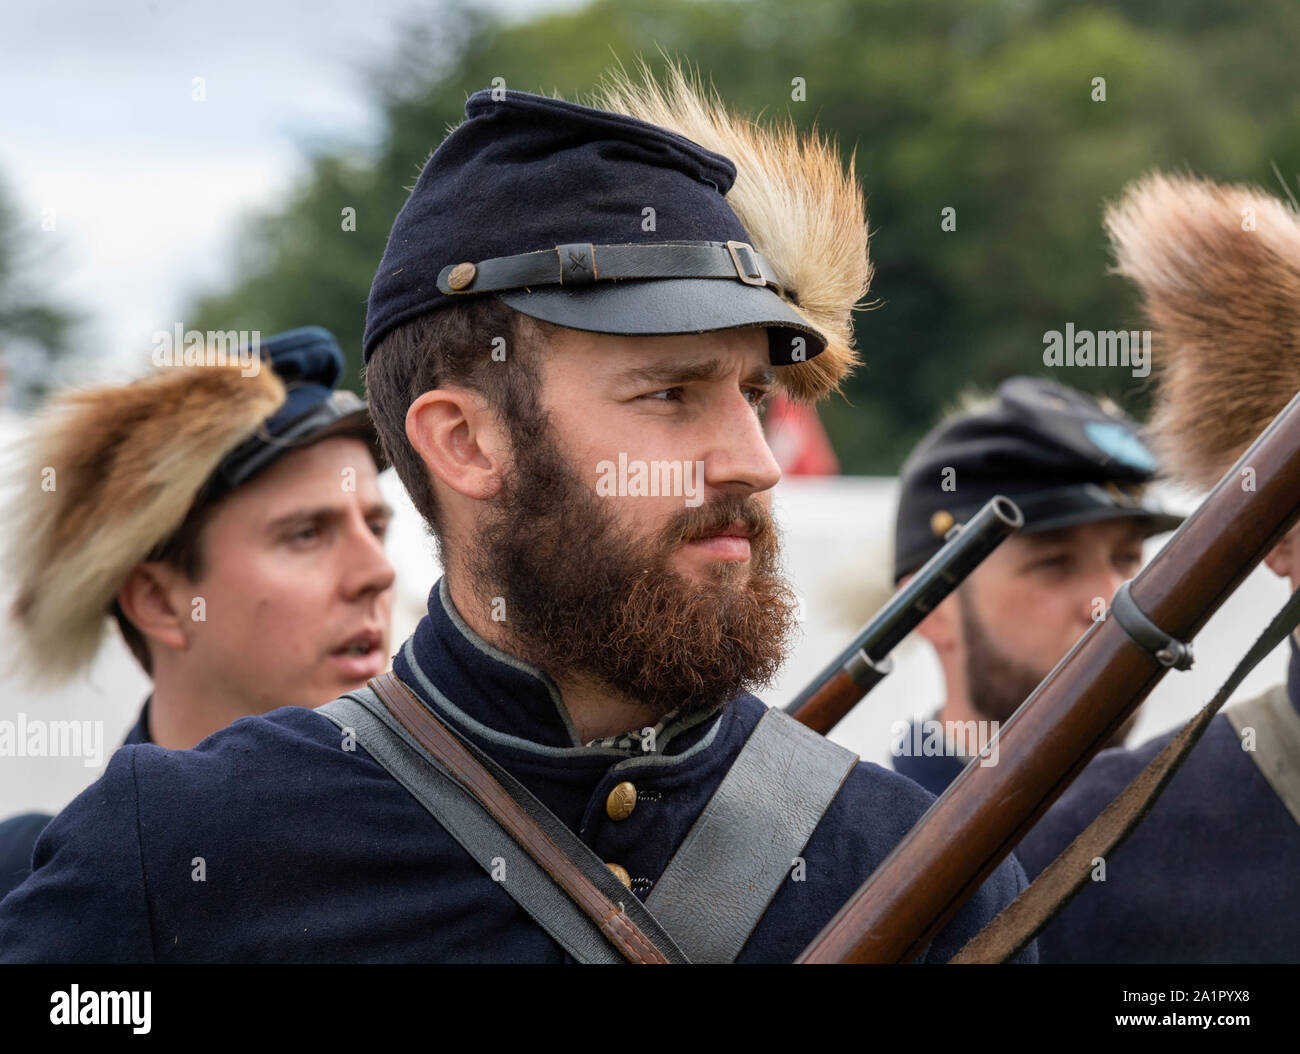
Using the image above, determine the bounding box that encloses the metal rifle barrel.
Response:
[784,495,1023,734]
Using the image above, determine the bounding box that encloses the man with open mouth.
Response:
[0,67,1031,963]
[0,326,395,900]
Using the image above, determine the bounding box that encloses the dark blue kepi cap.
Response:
[205,326,382,499]
[362,89,823,364]
[893,376,1184,581]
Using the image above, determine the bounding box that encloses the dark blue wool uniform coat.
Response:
[1015,637,1300,963]
[892,711,967,798]
[0,580,1035,963]
[0,704,152,901]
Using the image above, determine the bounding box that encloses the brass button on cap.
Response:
[606,862,632,888]
[447,261,477,290]
[930,509,955,537]
[605,781,637,821]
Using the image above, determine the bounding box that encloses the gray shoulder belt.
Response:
[318,691,857,963]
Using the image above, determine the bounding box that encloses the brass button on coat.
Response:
[605,781,637,821]
[606,862,632,888]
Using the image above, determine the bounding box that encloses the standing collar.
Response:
[391,576,727,758]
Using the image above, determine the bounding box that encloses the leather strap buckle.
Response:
[556,243,597,285]
[726,240,766,287]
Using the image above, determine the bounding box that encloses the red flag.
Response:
[764,393,840,476]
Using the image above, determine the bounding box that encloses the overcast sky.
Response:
[0,0,578,393]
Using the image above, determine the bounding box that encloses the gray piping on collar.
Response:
[402,637,627,759]
[437,577,583,747]
[609,710,726,773]
[645,701,726,755]
[411,589,734,766]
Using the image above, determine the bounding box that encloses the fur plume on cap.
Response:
[587,60,873,402]
[1105,172,1300,490]
[4,365,285,681]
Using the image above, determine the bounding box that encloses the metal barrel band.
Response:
[1109,580,1195,670]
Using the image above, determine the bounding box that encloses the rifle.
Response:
[797,389,1300,963]
[785,495,1023,734]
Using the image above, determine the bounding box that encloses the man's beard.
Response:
[958,588,1134,747]
[462,412,798,725]
[958,588,1049,725]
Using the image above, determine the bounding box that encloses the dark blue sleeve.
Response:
[862,762,1038,963]
[0,812,52,901]
[0,749,155,962]
[801,759,1037,964]
[922,848,1037,963]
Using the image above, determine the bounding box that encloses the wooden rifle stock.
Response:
[786,495,1023,735]
[797,390,1300,963]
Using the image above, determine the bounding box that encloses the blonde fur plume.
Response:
[1105,172,1300,490]
[586,60,872,402]
[4,365,286,681]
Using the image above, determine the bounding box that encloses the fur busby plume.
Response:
[3,365,285,680]
[1105,172,1300,490]
[588,60,873,402]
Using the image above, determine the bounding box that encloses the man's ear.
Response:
[406,388,508,502]
[115,563,189,655]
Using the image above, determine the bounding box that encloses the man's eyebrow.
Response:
[1020,528,1073,547]
[267,501,395,531]
[617,358,776,387]
[266,506,342,532]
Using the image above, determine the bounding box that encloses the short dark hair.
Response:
[112,493,223,675]
[364,297,552,562]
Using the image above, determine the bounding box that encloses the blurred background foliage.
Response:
[177,0,1300,472]
[0,179,80,404]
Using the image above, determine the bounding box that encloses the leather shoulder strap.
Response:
[1226,683,1300,828]
[319,692,619,963]
[326,672,687,964]
[645,706,859,963]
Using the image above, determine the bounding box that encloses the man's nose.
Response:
[342,519,396,602]
[1079,562,1129,624]
[700,391,783,496]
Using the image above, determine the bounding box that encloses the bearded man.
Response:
[0,69,1032,963]
[890,377,1182,797]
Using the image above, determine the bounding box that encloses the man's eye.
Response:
[1035,554,1070,570]
[369,520,390,540]
[288,525,320,544]
[745,387,772,409]
[643,388,684,402]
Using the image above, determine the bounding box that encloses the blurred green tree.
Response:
[189,0,1300,472]
[0,181,80,407]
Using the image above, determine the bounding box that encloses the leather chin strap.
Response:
[437,240,784,297]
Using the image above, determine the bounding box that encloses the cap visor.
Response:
[497,277,823,363]
[305,408,386,467]
[1016,486,1184,538]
